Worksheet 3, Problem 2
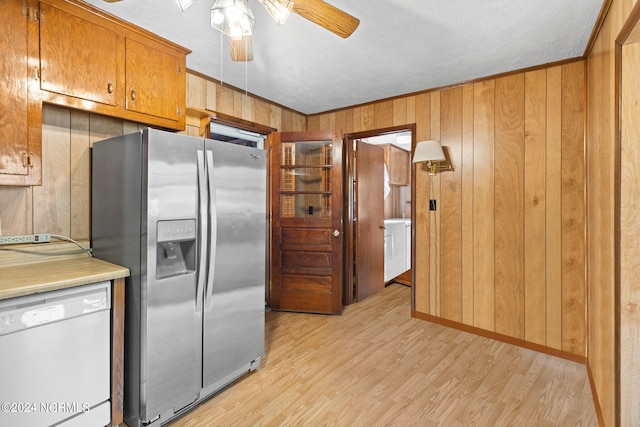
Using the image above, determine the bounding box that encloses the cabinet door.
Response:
[39,2,118,106]
[0,0,30,178]
[125,38,185,123]
[384,145,410,186]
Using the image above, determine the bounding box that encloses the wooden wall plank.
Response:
[361,105,375,132]
[254,98,271,126]
[494,74,525,339]
[206,80,217,111]
[524,69,547,346]
[319,113,334,131]
[546,66,563,350]
[216,85,235,115]
[374,100,393,129]
[352,107,362,133]
[307,115,320,131]
[233,92,243,118]
[70,111,90,240]
[393,98,407,126]
[440,87,463,322]
[271,106,281,130]
[414,92,431,314]
[187,73,207,110]
[34,105,71,236]
[461,84,475,325]
[560,61,586,356]
[430,91,441,316]
[473,80,496,331]
[334,110,347,134]
[620,39,640,427]
[344,109,355,134]
[406,96,416,125]
[0,187,31,236]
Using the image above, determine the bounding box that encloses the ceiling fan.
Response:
[102,0,360,62]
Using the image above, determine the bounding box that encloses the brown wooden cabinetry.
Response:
[38,0,189,130]
[1,0,190,187]
[0,0,42,186]
[382,144,410,186]
[125,38,186,122]
[39,1,118,106]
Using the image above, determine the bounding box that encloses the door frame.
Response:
[343,124,416,306]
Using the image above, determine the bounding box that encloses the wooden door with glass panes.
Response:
[270,131,343,314]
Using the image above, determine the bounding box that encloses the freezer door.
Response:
[141,129,203,422]
[202,140,266,391]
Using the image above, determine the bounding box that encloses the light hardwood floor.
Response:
[172,284,597,426]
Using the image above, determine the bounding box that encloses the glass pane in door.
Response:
[280,140,333,218]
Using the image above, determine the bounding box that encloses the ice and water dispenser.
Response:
[156,219,196,279]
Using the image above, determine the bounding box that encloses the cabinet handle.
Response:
[130,89,136,101]
[107,81,114,94]
[20,153,33,168]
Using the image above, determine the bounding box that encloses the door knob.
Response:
[333,229,340,237]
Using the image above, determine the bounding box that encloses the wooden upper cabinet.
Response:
[125,38,186,123]
[39,2,118,106]
[382,144,410,186]
[0,0,42,186]
[37,0,190,130]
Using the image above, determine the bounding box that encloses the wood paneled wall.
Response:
[308,61,587,358]
[621,39,640,427]
[586,0,636,425]
[0,72,306,240]
[0,105,144,239]
[185,72,306,136]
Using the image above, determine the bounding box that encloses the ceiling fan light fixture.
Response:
[211,0,255,38]
[175,0,195,11]
[259,0,294,25]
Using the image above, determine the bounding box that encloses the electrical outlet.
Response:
[0,233,51,246]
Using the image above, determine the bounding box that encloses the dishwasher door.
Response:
[0,282,111,427]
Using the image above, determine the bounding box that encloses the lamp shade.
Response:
[412,140,445,163]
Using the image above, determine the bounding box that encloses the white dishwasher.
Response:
[0,282,111,427]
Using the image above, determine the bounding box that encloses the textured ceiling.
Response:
[83,0,603,114]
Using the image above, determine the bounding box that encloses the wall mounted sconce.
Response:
[412,140,453,175]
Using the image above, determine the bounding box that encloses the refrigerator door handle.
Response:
[205,149,217,309]
[196,150,207,313]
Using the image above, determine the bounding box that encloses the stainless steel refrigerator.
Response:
[91,128,266,427]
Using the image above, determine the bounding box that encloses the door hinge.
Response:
[24,5,40,22]
[34,67,40,81]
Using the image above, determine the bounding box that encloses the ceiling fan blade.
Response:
[292,0,359,38]
[229,36,254,62]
